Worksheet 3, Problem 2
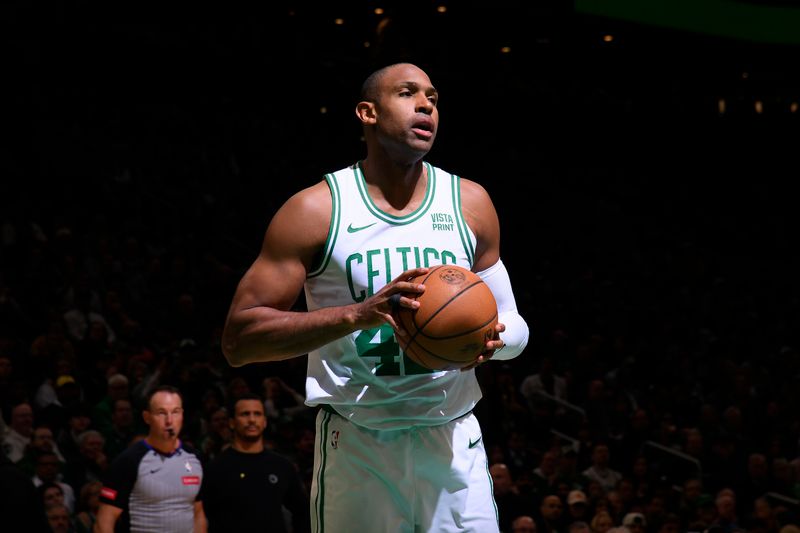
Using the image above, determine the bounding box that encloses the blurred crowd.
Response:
[2,149,799,533]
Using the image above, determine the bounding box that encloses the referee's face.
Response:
[144,391,184,440]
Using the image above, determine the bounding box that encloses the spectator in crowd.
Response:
[33,356,76,411]
[261,376,310,428]
[520,356,568,413]
[655,512,681,533]
[605,489,626,525]
[532,449,563,499]
[37,480,68,515]
[0,355,18,421]
[95,385,206,533]
[62,282,116,346]
[196,406,231,462]
[709,489,741,533]
[45,501,75,533]
[29,320,75,382]
[184,388,224,445]
[92,374,130,435]
[536,494,567,533]
[62,429,107,494]
[17,423,67,474]
[738,452,770,514]
[32,449,76,512]
[566,489,592,524]
[74,480,102,533]
[56,402,92,463]
[1,445,50,532]
[100,398,139,461]
[1,400,34,462]
[39,374,85,435]
[512,515,538,533]
[581,442,623,493]
[676,477,708,525]
[621,512,646,533]
[590,510,614,533]
[490,462,532,533]
[224,375,251,405]
[201,392,309,533]
[569,522,591,533]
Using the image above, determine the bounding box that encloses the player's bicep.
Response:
[458,178,500,271]
[233,247,307,312]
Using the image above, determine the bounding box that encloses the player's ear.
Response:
[355,101,376,124]
[142,410,151,426]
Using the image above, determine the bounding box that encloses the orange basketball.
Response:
[396,264,498,371]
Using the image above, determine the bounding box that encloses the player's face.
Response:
[373,64,439,160]
[144,392,184,439]
[231,399,266,441]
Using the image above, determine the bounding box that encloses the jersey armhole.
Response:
[307,174,341,278]
[451,174,476,266]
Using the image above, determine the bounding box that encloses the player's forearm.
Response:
[477,259,529,360]
[222,304,361,367]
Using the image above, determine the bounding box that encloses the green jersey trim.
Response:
[308,174,341,278]
[353,161,435,225]
[313,409,332,533]
[452,174,475,265]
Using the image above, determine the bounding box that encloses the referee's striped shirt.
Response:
[99,440,204,533]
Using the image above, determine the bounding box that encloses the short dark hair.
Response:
[34,449,59,464]
[229,392,263,416]
[360,62,416,102]
[145,385,183,410]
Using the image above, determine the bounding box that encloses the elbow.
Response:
[221,328,248,367]
[224,351,247,368]
[222,341,249,368]
[494,311,529,361]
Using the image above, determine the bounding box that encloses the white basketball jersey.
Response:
[304,161,483,430]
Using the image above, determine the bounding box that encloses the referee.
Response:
[94,385,207,533]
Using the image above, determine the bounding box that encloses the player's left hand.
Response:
[460,322,506,371]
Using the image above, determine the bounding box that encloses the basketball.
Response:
[395,264,498,371]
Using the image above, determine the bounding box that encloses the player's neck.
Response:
[232,438,264,454]
[360,158,426,211]
[362,157,424,185]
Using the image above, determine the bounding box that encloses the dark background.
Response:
[3,1,800,424]
[3,2,800,527]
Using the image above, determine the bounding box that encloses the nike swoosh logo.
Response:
[347,222,377,233]
[150,468,162,474]
[468,436,482,449]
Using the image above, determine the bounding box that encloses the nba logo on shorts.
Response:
[330,430,340,449]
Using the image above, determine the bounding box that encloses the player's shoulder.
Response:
[457,176,494,210]
[274,177,332,222]
[288,180,333,207]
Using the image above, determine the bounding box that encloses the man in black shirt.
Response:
[201,392,310,533]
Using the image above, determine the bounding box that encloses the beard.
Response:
[237,430,263,443]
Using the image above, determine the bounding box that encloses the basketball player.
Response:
[222,62,529,533]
